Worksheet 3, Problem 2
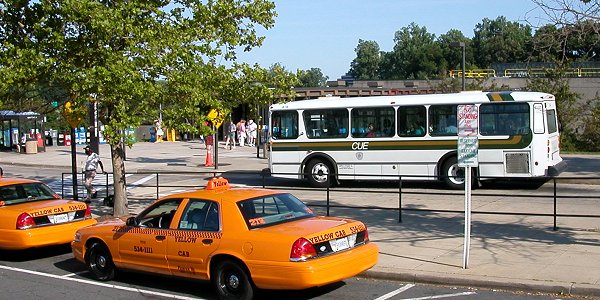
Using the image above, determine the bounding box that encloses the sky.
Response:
[235,0,548,80]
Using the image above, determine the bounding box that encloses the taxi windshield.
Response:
[0,183,57,205]
[238,193,315,229]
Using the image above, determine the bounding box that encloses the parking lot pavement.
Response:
[1,141,600,297]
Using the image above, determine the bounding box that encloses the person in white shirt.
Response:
[247,119,257,146]
[83,145,105,202]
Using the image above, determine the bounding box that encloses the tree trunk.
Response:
[110,142,129,217]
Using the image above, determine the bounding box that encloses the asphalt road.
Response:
[0,245,583,300]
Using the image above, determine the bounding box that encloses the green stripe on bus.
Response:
[486,92,515,101]
[271,133,532,151]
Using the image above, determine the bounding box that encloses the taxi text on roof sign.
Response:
[205,177,230,190]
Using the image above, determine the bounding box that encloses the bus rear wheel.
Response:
[441,157,478,189]
[442,157,465,189]
[305,159,332,188]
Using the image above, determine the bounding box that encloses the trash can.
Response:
[25,140,38,154]
[46,134,53,146]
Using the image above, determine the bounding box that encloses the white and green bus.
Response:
[267,91,567,189]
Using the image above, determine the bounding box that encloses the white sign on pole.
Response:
[457,104,479,269]
[458,105,479,167]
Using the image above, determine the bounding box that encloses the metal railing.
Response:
[61,171,600,231]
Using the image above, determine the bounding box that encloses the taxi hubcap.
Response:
[227,274,240,289]
[97,255,107,268]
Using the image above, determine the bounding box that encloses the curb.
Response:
[361,270,600,297]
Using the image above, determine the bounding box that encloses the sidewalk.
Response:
[1,141,599,297]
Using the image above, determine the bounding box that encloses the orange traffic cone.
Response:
[205,148,214,167]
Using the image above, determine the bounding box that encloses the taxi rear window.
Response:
[0,183,57,205]
[238,193,314,229]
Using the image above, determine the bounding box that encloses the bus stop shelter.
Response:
[0,110,46,153]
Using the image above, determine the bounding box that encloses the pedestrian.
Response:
[83,145,105,202]
[247,119,257,146]
[237,119,246,147]
[154,119,164,143]
[224,120,236,149]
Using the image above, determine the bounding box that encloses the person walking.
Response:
[83,145,105,203]
[247,119,257,147]
[154,119,164,143]
[224,120,236,149]
[237,119,246,147]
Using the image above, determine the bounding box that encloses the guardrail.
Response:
[61,171,600,231]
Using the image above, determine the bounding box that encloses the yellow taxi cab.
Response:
[0,167,97,250]
[72,177,378,299]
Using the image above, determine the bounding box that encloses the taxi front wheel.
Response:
[213,260,254,300]
[86,242,116,281]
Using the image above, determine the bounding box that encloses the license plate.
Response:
[329,237,350,252]
[54,213,69,224]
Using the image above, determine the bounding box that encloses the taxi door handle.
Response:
[202,239,213,245]
[155,235,166,241]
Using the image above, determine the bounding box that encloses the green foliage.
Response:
[349,39,381,80]
[473,16,533,68]
[580,96,600,151]
[383,23,443,80]
[296,68,328,87]
[0,0,279,216]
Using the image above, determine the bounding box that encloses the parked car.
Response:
[0,168,96,250]
[72,177,378,300]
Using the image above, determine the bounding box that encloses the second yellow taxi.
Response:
[0,168,97,250]
[72,177,378,300]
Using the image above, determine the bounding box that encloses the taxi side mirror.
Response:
[126,217,139,227]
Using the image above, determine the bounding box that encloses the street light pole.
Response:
[450,42,466,91]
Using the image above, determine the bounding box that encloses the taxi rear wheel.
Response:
[86,242,115,281]
[213,260,254,300]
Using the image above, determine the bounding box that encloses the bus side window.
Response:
[398,106,426,137]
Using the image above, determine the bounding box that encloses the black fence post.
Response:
[326,185,330,217]
[61,173,65,198]
[553,177,557,231]
[156,173,160,200]
[105,172,109,198]
[398,176,403,223]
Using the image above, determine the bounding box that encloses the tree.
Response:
[0,0,278,217]
[473,16,533,67]
[438,29,474,73]
[348,39,381,80]
[382,23,443,80]
[296,67,328,87]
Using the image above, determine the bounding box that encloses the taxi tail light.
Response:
[16,213,35,229]
[84,204,92,219]
[364,228,370,242]
[290,237,317,261]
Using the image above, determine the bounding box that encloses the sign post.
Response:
[457,105,479,269]
[207,109,227,170]
[63,100,86,201]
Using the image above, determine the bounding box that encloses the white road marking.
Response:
[400,291,477,299]
[61,270,88,277]
[374,284,415,300]
[0,265,204,300]
[129,174,157,186]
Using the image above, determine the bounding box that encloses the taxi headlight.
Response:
[73,232,81,243]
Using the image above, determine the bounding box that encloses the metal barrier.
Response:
[61,171,600,232]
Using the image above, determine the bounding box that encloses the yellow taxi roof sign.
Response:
[206,177,230,190]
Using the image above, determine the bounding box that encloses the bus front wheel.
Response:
[305,159,332,188]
